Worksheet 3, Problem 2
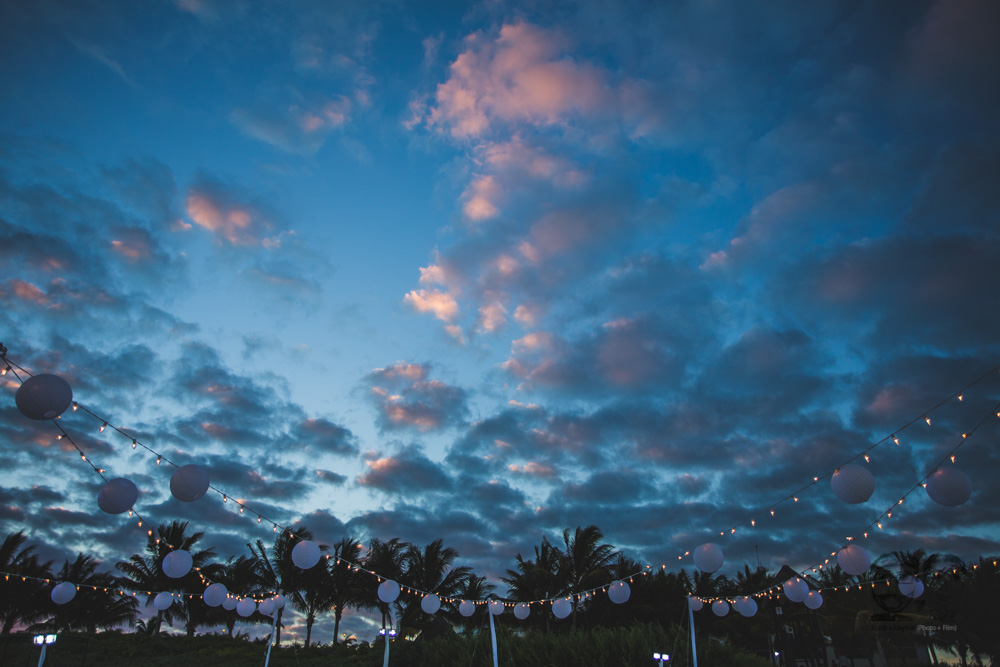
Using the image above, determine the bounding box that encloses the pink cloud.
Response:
[476,301,507,333]
[403,288,459,321]
[462,175,501,221]
[508,461,557,479]
[185,190,275,246]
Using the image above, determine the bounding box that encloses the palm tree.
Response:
[293,551,337,647]
[116,521,216,636]
[359,537,408,632]
[558,525,617,629]
[248,526,316,646]
[36,554,138,633]
[399,539,472,638]
[208,555,260,638]
[0,531,53,634]
[503,536,563,633]
[330,537,364,645]
[454,574,496,634]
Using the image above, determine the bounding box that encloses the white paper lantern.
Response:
[421,594,441,614]
[489,600,504,616]
[608,580,630,604]
[513,602,530,620]
[222,596,238,611]
[687,596,703,611]
[784,577,809,602]
[97,478,138,515]
[693,543,724,573]
[16,374,73,421]
[272,593,286,609]
[51,582,77,605]
[711,600,729,617]
[291,540,321,569]
[736,596,757,617]
[831,463,875,504]
[899,575,925,599]
[459,600,475,617]
[925,467,971,507]
[162,549,193,578]
[203,583,227,607]
[237,598,256,617]
[258,598,276,617]
[377,579,400,603]
[837,545,871,576]
[170,464,210,502]
[552,598,571,619]
[153,591,174,611]
[804,591,824,609]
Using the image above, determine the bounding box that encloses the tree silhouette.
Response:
[0,530,53,634]
[329,537,364,645]
[248,526,316,646]
[399,539,472,638]
[35,553,138,633]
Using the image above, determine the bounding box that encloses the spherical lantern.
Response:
[831,463,875,504]
[377,579,400,603]
[804,591,824,610]
[693,543,724,573]
[203,583,227,607]
[608,580,630,604]
[272,593,286,610]
[711,600,729,617]
[736,596,757,618]
[552,598,571,619]
[420,594,440,614]
[783,577,809,603]
[899,576,924,599]
[222,596,238,611]
[838,545,871,576]
[459,600,475,617]
[513,602,530,620]
[153,592,174,611]
[237,598,256,617]
[51,582,77,605]
[291,540,321,569]
[687,596,703,612]
[97,478,138,515]
[162,549,193,578]
[925,467,971,507]
[16,374,73,421]
[489,600,504,616]
[258,598,276,617]
[170,464,210,503]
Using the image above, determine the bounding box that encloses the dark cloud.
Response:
[356,444,453,495]
[363,363,469,432]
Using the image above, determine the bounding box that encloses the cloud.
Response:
[356,444,453,495]
[363,363,469,432]
[184,181,282,246]
[231,96,352,155]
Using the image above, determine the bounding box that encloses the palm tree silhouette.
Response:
[248,526,317,646]
[0,530,53,634]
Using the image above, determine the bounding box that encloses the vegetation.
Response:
[0,525,997,666]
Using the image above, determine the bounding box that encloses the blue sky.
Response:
[2,0,1000,643]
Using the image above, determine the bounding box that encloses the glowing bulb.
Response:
[892,434,899,445]
[950,455,956,463]
[925,416,931,426]
[156,456,161,465]
[100,422,107,432]
[1,366,8,375]
[770,509,775,516]
[72,403,78,411]
[751,519,756,527]
[132,440,137,449]
[864,454,869,462]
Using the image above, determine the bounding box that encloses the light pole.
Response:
[380,627,397,667]
[653,652,671,666]
[33,635,56,667]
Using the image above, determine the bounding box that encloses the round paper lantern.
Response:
[153,591,174,611]
[51,582,77,605]
[16,374,73,420]
[552,598,571,619]
[489,600,504,616]
[272,593,286,609]
[711,600,729,617]
[378,579,400,603]
[925,467,971,507]
[608,580,630,604]
[203,583,227,607]
[687,596,703,611]
[804,591,824,610]
[736,596,757,618]
[97,478,138,515]
[459,600,475,617]
[170,464,210,503]
[237,598,256,617]
[162,549,193,578]
[693,543,724,573]
[838,545,871,576]
[222,596,238,611]
[291,540,321,569]
[899,576,924,599]
[831,463,875,504]
[421,594,441,614]
[258,598,276,617]
[513,602,530,620]
[784,577,808,603]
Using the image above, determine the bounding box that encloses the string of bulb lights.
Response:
[3,347,998,610]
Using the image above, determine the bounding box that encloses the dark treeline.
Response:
[1,523,998,666]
